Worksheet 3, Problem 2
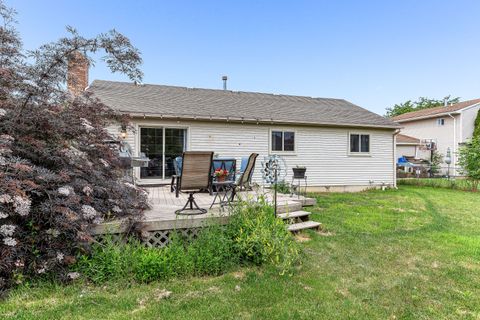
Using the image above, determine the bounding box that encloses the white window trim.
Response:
[348,132,371,157]
[436,118,445,126]
[135,123,190,183]
[269,129,297,155]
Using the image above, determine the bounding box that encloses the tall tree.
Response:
[0,1,148,292]
[386,96,460,118]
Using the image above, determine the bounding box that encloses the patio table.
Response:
[210,180,236,210]
[212,157,237,182]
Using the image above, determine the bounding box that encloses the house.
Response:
[68,57,401,192]
[391,99,480,175]
[396,134,422,158]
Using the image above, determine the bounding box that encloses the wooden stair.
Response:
[278,210,311,222]
[274,194,321,233]
[287,220,321,232]
[278,209,321,233]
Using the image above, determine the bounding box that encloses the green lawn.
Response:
[2,186,480,319]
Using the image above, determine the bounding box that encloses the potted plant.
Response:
[214,168,229,182]
[292,165,306,179]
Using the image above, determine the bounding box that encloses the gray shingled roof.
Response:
[89,80,400,129]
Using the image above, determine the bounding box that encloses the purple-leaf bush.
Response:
[0,1,149,292]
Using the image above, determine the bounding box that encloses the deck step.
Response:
[287,221,321,232]
[278,210,311,220]
[276,200,303,214]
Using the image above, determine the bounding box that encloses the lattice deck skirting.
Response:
[143,228,201,247]
[94,227,203,248]
[92,215,230,248]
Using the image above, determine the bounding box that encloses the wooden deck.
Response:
[92,185,316,235]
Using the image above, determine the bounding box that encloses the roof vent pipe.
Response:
[222,76,228,90]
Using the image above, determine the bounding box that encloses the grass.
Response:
[1,186,480,319]
[398,177,478,191]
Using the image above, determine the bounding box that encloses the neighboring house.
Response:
[68,59,401,191]
[396,134,421,158]
[391,99,480,175]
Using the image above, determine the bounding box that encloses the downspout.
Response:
[393,129,401,189]
[447,113,456,176]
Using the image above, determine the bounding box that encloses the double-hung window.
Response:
[349,133,370,154]
[271,130,295,152]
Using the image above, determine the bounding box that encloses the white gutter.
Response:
[124,112,401,130]
[447,113,456,175]
[393,129,401,189]
[459,111,463,143]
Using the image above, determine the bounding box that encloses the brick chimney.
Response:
[67,51,89,96]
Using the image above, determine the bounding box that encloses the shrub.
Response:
[458,136,480,192]
[74,199,300,284]
[0,2,148,292]
[187,225,238,276]
[430,150,444,176]
[227,198,300,275]
[273,180,291,194]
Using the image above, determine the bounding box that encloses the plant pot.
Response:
[216,176,226,182]
[292,167,306,179]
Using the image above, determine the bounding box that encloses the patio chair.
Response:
[170,156,182,194]
[175,151,214,215]
[230,153,258,201]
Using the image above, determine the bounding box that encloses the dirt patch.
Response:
[154,289,172,301]
[207,286,221,294]
[295,234,311,242]
[317,230,335,237]
[232,271,245,280]
[132,297,147,313]
[336,287,350,298]
[185,286,221,299]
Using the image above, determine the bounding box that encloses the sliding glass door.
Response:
[140,127,186,180]
[165,128,186,177]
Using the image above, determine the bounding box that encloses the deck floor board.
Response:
[92,186,316,234]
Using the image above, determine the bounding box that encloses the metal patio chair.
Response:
[170,156,182,194]
[175,151,214,215]
[230,153,258,201]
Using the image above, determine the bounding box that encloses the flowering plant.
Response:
[214,168,229,178]
[0,2,149,293]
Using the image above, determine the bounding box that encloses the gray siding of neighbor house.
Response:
[108,119,396,190]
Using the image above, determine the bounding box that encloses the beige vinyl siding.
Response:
[460,105,480,143]
[114,118,395,188]
[399,116,457,167]
[106,124,136,148]
[397,145,417,158]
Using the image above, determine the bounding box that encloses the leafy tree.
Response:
[473,110,480,139]
[458,137,480,191]
[386,96,460,118]
[0,1,149,292]
[429,150,443,177]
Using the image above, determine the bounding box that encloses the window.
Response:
[271,130,295,152]
[349,133,370,154]
[140,127,187,180]
[436,118,445,126]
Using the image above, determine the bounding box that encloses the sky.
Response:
[6,0,480,115]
